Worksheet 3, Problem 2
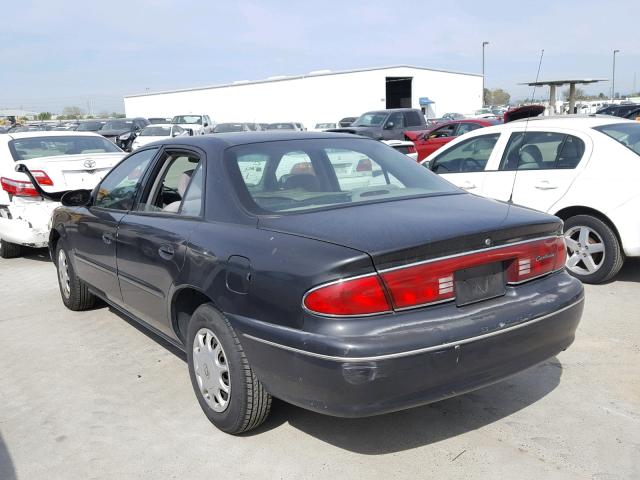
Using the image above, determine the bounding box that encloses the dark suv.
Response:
[99,118,150,151]
[328,108,427,140]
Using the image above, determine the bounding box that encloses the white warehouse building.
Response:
[124,65,483,128]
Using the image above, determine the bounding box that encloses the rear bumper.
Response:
[0,201,58,248]
[231,272,584,417]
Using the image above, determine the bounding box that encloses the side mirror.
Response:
[204,122,209,127]
[61,189,92,207]
[384,122,395,130]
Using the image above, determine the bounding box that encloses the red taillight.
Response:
[303,274,391,316]
[1,177,40,197]
[303,236,566,317]
[356,158,372,172]
[407,145,416,154]
[31,170,54,186]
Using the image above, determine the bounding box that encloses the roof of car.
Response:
[484,115,633,131]
[158,131,368,148]
[5,131,104,140]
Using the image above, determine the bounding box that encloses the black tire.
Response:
[563,215,624,284]
[55,239,96,310]
[0,239,22,259]
[186,304,271,434]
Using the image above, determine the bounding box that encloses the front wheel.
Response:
[186,304,271,434]
[55,240,97,310]
[563,215,624,284]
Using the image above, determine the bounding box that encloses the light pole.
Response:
[482,41,489,106]
[611,49,619,101]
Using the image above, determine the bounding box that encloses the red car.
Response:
[405,119,499,161]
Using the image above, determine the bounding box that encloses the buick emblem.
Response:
[484,238,492,246]
[83,159,96,169]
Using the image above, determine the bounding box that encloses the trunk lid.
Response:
[258,194,562,270]
[15,152,125,191]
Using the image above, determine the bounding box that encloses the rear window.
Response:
[140,126,171,136]
[9,135,121,160]
[594,123,640,156]
[227,138,458,213]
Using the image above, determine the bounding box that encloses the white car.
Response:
[382,140,418,160]
[0,131,125,257]
[422,116,640,283]
[310,122,337,132]
[131,124,188,150]
[170,114,214,135]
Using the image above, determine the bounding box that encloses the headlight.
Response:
[118,132,131,141]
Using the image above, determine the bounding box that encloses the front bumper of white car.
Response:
[609,195,640,258]
[0,199,59,248]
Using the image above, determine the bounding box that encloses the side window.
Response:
[387,112,405,129]
[404,111,423,127]
[429,124,456,139]
[137,151,201,214]
[94,148,157,210]
[556,135,585,169]
[455,123,482,136]
[499,132,576,170]
[431,134,499,173]
[180,162,204,216]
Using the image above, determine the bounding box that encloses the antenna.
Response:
[508,49,544,204]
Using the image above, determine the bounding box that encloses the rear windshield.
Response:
[593,123,640,156]
[9,136,121,160]
[101,120,133,130]
[76,121,106,131]
[227,138,459,214]
[141,126,171,136]
[267,123,295,130]
[214,123,246,133]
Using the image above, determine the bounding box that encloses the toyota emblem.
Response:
[83,159,96,169]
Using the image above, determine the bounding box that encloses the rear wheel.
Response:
[186,304,271,434]
[0,239,22,259]
[563,215,624,284]
[55,240,96,310]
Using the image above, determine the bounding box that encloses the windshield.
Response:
[227,138,458,214]
[172,115,202,125]
[214,123,246,133]
[315,123,336,129]
[140,126,171,136]
[267,123,295,130]
[101,120,133,131]
[9,135,122,160]
[77,121,106,131]
[594,123,640,156]
[352,113,387,127]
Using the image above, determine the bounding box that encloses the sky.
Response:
[1,0,638,114]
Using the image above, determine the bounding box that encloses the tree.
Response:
[484,88,511,106]
[37,112,52,120]
[98,110,110,118]
[562,88,586,101]
[483,88,491,106]
[110,112,126,118]
[61,106,85,119]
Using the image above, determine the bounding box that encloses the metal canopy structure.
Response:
[520,78,607,114]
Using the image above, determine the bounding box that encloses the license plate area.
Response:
[454,261,506,307]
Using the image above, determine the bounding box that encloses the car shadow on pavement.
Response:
[614,258,640,283]
[21,247,51,262]
[0,433,16,480]
[254,358,563,454]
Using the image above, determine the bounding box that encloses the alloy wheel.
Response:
[193,328,231,412]
[565,226,606,276]
[57,249,71,299]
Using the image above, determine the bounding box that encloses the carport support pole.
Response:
[549,84,557,114]
[568,83,576,115]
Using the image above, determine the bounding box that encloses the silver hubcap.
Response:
[565,226,606,275]
[57,249,71,299]
[193,328,230,412]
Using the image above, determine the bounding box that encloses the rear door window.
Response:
[404,111,423,127]
[499,132,584,170]
[455,122,482,136]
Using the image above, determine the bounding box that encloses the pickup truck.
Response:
[326,108,427,141]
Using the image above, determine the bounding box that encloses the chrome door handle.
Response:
[158,244,174,260]
[461,181,477,190]
[102,232,114,245]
